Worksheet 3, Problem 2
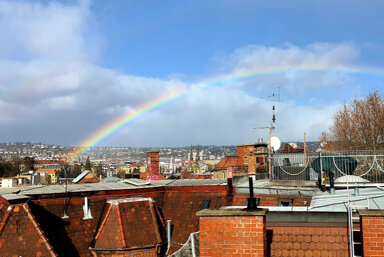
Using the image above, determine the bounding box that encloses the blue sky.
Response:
[0,0,383,147]
[93,0,384,77]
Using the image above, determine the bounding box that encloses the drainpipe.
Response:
[190,233,196,257]
[167,220,172,251]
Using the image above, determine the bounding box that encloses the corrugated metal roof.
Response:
[309,187,384,212]
[0,179,227,200]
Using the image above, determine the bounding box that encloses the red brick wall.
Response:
[161,190,230,253]
[232,193,311,207]
[146,152,159,178]
[361,216,384,257]
[267,223,349,257]
[199,215,266,257]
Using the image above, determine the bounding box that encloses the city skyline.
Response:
[0,0,384,147]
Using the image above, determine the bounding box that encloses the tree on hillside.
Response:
[94,163,103,178]
[84,156,92,171]
[23,156,35,172]
[71,164,82,178]
[117,168,126,179]
[321,91,384,150]
[10,157,23,176]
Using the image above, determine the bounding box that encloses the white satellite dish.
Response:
[270,136,281,151]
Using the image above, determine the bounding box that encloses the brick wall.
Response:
[232,193,312,207]
[146,151,160,178]
[358,209,384,257]
[197,209,267,257]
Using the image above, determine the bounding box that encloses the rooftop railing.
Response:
[270,151,384,184]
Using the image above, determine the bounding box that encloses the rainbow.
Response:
[67,64,384,162]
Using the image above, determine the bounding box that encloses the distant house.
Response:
[212,142,268,179]
[35,169,58,184]
[0,176,28,188]
[34,160,66,170]
[105,168,117,178]
[73,170,100,184]
[19,170,41,185]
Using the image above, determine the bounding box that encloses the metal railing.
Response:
[270,151,384,183]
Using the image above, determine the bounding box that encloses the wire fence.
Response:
[271,151,384,183]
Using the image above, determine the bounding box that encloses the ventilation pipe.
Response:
[354,184,359,196]
[167,220,172,250]
[83,197,93,219]
[329,172,335,195]
[247,177,259,210]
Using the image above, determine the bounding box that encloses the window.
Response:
[200,200,211,210]
[279,199,292,207]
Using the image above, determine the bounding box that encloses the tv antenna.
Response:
[255,86,283,134]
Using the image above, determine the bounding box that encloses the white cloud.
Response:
[42,95,77,110]
[0,0,90,58]
[212,42,358,94]
[0,0,362,146]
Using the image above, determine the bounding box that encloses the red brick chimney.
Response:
[197,208,268,257]
[358,209,384,257]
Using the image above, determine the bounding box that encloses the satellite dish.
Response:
[270,136,281,151]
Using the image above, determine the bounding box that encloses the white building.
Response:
[1,177,27,188]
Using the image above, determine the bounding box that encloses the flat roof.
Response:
[308,187,384,212]
[237,142,268,147]
[0,179,227,201]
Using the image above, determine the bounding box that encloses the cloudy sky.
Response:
[0,0,383,147]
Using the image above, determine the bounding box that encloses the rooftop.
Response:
[0,179,227,201]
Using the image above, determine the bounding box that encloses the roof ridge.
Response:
[148,200,162,243]
[94,204,112,241]
[116,204,127,248]
[0,205,13,235]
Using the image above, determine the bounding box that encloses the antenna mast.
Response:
[256,87,281,135]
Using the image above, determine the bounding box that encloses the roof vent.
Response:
[354,184,360,196]
[83,197,93,220]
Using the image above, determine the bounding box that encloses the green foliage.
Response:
[84,156,92,171]
[23,156,35,172]
[0,156,23,177]
[95,163,103,178]
[71,164,82,178]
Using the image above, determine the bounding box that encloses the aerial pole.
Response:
[253,87,283,179]
[304,132,307,166]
